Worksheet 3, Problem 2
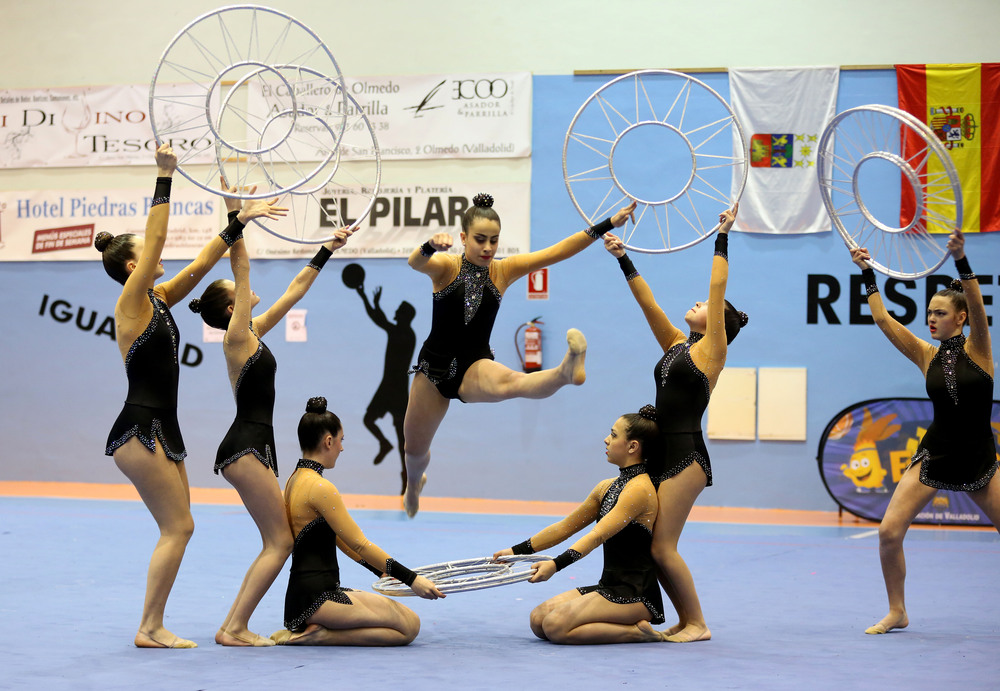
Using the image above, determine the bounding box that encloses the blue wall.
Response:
[3,70,998,510]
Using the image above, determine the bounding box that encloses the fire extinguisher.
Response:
[515,317,543,373]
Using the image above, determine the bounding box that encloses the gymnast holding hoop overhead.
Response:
[849,232,1000,635]
[403,193,637,517]
[96,146,284,648]
[493,407,665,644]
[271,397,444,646]
[188,202,352,646]
[603,203,746,643]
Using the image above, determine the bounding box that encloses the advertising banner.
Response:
[0,182,530,261]
[0,84,216,169]
[817,397,999,526]
[246,72,532,161]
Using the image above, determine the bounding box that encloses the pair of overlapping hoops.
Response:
[151,5,959,279]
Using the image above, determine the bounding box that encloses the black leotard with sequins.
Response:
[576,463,664,623]
[215,333,278,475]
[283,513,354,631]
[105,289,186,461]
[412,256,500,400]
[650,332,712,487]
[912,334,998,491]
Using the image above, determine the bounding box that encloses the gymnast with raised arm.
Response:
[271,398,444,646]
[189,208,353,646]
[849,231,1000,635]
[603,203,746,642]
[403,193,637,516]
[493,407,664,644]
[96,146,282,648]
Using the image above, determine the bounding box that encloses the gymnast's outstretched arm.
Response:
[850,246,935,373]
[304,476,443,599]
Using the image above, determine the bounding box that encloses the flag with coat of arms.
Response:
[729,66,840,233]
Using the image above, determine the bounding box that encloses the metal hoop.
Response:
[246,81,381,244]
[817,104,962,279]
[149,5,346,200]
[373,555,552,596]
[563,70,747,254]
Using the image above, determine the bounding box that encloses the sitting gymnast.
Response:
[493,406,666,644]
[271,397,444,646]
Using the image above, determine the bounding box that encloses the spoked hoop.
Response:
[149,5,346,201]
[239,74,382,243]
[817,104,962,279]
[373,555,552,597]
[563,70,747,254]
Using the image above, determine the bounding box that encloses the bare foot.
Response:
[217,628,276,647]
[286,623,328,645]
[636,620,666,642]
[270,629,293,645]
[564,328,587,385]
[664,623,711,642]
[135,629,197,649]
[403,473,427,518]
[661,622,684,637]
[865,610,908,635]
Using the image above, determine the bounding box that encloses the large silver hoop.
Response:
[563,70,747,254]
[817,104,962,279]
[149,5,346,200]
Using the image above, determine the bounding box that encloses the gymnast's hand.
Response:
[611,200,637,228]
[410,574,446,600]
[603,232,626,259]
[718,202,738,234]
[238,192,289,224]
[491,548,514,560]
[528,560,556,583]
[155,142,177,176]
[947,228,965,259]
[325,226,354,252]
[850,247,872,269]
[428,232,453,253]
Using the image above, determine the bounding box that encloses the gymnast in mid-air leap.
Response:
[403,193,636,517]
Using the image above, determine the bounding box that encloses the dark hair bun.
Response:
[472,193,494,208]
[738,311,749,327]
[306,396,328,414]
[94,231,114,252]
[637,404,657,421]
[949,279,964,292]
[188,298,201,314]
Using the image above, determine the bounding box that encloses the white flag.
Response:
[729,67,839,233]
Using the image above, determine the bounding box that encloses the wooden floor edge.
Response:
[0,480,991,529]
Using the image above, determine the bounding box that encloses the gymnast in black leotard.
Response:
[494,406,665,644]
[402,193,637,517]
[95,148,283,649]
[849,232,1000,636]
[603,204,745,643]
[271,397,444,646]
[189,208,352,647]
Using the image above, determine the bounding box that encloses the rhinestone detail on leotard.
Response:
[659,332,710,402]
[125,290,178,370]
[434,257,502,325]
[938,334,964,406]
[296,459,326,475]
[599,463,651,534]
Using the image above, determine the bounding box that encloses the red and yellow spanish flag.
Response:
[897,63,1000,232]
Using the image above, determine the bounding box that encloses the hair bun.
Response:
[94,231,114,252]
[187,298,201,313]
[738,311,749,328]
[637,404,657,421]
[472,192,494,208]
[306,396,328,414]
[949,279,964,292]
